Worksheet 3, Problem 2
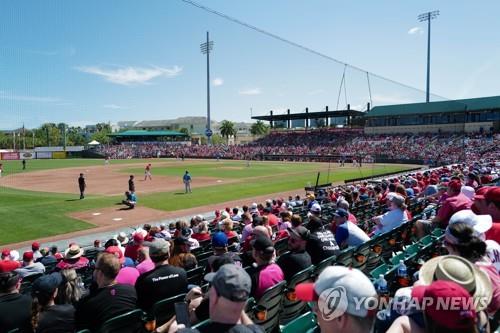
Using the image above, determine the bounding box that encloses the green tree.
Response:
[210,133,225,145]
[250,120,269,136]
[179,127,190,136]
[219,120,236,144]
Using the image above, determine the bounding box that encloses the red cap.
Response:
[32,242,40,250]
[448,180,462,192]
[485,187,500,204]
[474,186,490,200]
[54,253,63,260]
[133,233,144,243]
[295,283,319,302]
[1,249,10,258]
[105,246,124,264]
[23,251,34,261]
[412,281,476,330]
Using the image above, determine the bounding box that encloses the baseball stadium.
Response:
[0,2,499,333]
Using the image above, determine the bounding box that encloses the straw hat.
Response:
[418,255,492,310]
[64,244,84,260]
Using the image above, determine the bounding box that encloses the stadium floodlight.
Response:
[200,32,214,144]
[418,10,440,103]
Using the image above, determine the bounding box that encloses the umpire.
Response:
[78,173,86,199]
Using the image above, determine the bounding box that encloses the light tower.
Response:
[418,10,439,103]
[200,31,214,144]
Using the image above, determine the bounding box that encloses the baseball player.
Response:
[183,170,192,193]
[144,163,152,181]
[78,173,86,199]
[128,175,135,193]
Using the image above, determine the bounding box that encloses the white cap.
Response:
[449,210,492,234]
[296,266,377,318]
[460,186,475,200]
[310,203,322,213]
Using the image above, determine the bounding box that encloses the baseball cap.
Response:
[32,272,63,296]
[412,280,476,330]
[212,232,228,248]
[449,210,492,234]
[32,242,40,250]
[23,251,34,262]
[143,238,170,257]
[460,186,475,200]
[333,208,349,218]
[485,187,500,203]
[448,179,462,192]
[310,203,321,213]
[204,264,251,302]
[251,236,275,254]
[105,246,125,264]
[211,252,242,273]
[389,194,405,206]
[287,226,310,241]
[133,233,144,243]
[473,186,490,200]
[1,249,10,258]
[296,266,377,318]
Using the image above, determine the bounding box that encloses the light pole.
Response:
[200,31,214,144]
[418,10,439,103]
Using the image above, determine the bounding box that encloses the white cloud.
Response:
[238,88,262,95]
[408,27,423,35]
[76,65,183,85]
[0,91,61,103]
[213,77,224,86]
[307,89,325,96]
[103,104,126,110]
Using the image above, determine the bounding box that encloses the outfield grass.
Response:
[0,159,415,245]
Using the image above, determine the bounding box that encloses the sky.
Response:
[1,0,499,129]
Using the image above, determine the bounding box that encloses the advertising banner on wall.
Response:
[35,151,52,159]
[0,152,20,160]
[52,151,67,159]
[19,151,34,159]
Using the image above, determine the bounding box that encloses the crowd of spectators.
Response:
[96,131,499,166]
[1,160,499,332]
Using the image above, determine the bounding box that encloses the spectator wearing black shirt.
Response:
[305,216,340,265]
[31,272,75,333]
[75,253,137,332]
[0,271,32,333]
[135,238,188,313]
[277,226,312,281]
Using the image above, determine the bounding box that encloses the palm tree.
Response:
[250,120,269,136]
[219,120,236,144]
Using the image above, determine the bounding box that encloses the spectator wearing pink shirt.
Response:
[136,247,155,275]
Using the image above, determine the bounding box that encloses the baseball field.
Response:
[0,158,418,247]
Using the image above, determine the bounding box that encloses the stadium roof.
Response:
[366,95,500,117]
[252,109,365,121]
[108,130,187,137]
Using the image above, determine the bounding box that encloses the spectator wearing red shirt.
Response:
[222,219,238,240]
[474,187,500,242]
[124,233,144,262]
[262,207,279,227]
[192,221,211,242]
[0,249,21,272]
[416,180,472,238]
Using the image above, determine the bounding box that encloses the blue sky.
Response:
[1,0,499,129]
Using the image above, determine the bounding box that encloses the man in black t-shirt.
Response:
[78,173,86,199]
[75,253,137,332]
[305,216,340,265]
[0,271,32,333]
[277,226,312,281]
[135,238,188,313]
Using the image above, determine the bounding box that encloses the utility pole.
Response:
[418,10,439,103]
[200,31,214,144]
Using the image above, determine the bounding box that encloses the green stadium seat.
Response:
[431,228,445,237]
[186,266,205,286]
[98,309,144,333]
[370,263,389,280]
[390,252,406,266]
[151,293,186,326]
[281,311,316,333]
[313,255,336,277]
[250,281,286,333]
[419,235,433,247]
[334,247,354,267]
[280,265,314,324]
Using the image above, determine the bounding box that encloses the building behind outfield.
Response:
[364,95,500,134]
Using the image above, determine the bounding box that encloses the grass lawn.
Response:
[0,159,416,245]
